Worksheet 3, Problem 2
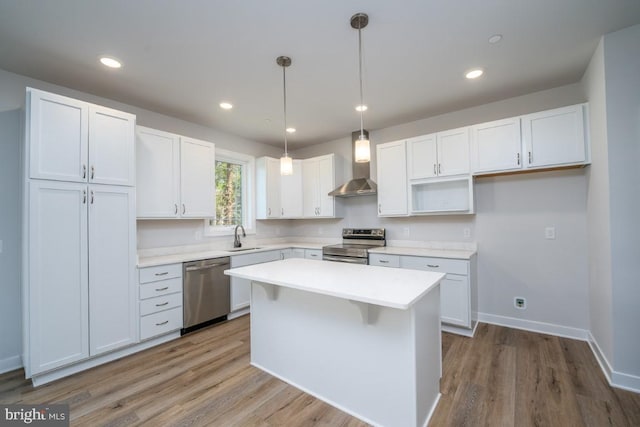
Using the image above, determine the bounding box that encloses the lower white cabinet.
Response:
[304,249,322,260]
[138,263,183,341]
[369,252,477,334]
[230,251,282,312]
[25,181,137,376]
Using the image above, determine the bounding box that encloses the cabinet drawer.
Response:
[139,277,183,300]
[139,263,182,283]
[140,292,182,316]
[400,256,468,275]
[140,307,182,340]
[369,254,400,268]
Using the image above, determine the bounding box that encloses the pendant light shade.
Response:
[352,12,371,163]
[277,56,293,176]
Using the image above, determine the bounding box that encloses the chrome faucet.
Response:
[233,225,246,248]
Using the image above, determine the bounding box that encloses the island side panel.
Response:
[250,281,423,427]
[414,284,442,426]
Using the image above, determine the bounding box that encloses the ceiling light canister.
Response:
[465,69,484,79]
[99,56,122,68]
[286,127,296,133]
[277,56,294,176]
[355,105,368,112]
[351,12,371,163]
[219,102,233,110]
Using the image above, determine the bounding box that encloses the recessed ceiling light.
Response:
[219,102,233,110]
[355,105,368,112]
[488,34,503,44]
[99,56,122,69]
[286,127,296,133]
[465,69,484,79]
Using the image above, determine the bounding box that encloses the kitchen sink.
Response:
[227,247,262,252]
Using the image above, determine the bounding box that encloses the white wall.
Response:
[293,83,591,332]
[581,39,614,366]
[603,24,640,378]
[0,109,22,372]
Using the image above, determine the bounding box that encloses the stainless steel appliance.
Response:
[182,257,230,334]
[322,228,386,264]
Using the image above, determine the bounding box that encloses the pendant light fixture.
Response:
[277,55,293,175]
[351,12,370,163]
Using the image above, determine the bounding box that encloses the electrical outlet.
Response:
[545,226,556,240]
[463,228,471,238]
[514,297,526,310]
[0,239,3,254]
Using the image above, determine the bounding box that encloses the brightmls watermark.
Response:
[1,405,69,426]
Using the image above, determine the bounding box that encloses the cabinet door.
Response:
[376,140,408,216]
[230,251,281,312]
[88,106,135,186]
[440,275,470,327]
[180,137,215,218]
[28,88,88,182]
[522,104,586,168]
[437,127,470,176]
[28,181,89,374]
[280,160,303,218]
[407,134,437,179]
[135,126,180,218]
[88,185,137,355]
[266,158,282,218]
[470,118,522,174]
[317,155,336,217]
[302,158,320,217]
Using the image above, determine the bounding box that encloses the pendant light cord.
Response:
[358,24,365,139]
[282,65,288,156]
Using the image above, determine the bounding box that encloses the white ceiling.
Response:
[1,1,640,149]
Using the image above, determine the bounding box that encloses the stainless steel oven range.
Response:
[322,228,386,264]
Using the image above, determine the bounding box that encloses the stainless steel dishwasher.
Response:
[182,257,230,334]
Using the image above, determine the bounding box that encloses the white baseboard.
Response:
[477,312,590,341]
[0,355,22,374]
[588,332,640,393]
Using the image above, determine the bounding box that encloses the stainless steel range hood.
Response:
[328,130,377,197]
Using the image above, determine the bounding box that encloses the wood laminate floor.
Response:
[1,316,639,426]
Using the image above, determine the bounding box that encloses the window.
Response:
[205,149,255,236]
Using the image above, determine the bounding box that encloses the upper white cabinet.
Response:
[376,140,408,216]
[257,154,340,219]
[27,88,135,186]
[521,104,588,169]
[470,117,522,174]
[407,134,437,179]
[136,126,215,219]
[280,160,303,218]
[407,128,469,179]
[303,154,339,218]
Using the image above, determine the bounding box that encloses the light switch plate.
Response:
[0,239,3,253]
[545,227,556,240]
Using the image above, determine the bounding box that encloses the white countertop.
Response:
[225,258,445,310]
[368,246,476,260]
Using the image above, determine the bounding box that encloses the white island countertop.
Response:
[225,258,445,310]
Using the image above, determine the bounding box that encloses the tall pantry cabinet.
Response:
[23,88,137,379]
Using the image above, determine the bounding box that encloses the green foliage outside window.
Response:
[215,160,243,226]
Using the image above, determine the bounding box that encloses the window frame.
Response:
[204,148,256,237]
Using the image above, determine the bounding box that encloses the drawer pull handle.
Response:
[155,320,169,326]
[427,264,439,268]
[155,272,169,276]
[379,260,389,264]
[155,286,169,291]
[155,302,169,307]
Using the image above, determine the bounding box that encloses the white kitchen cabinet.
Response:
[522,104,588,169]
[280,160,303,218]
[256,157,283,219]
[138,263,183,341]
[180,137,216,218]
[369,253,400,267]
[26,181,137,374]
[470,117,522,174]
[27,181,89,374]
[376,140,408,216]
[290,248,306,258]
[407,128,470,180]
[407,134,437,179]
[88,185,137,355]
[279,248,293,259]
[136,126,215,219]
[230,251,281,312]
[27,88,135,186]
[302,154,339,218]
[409,176,474,215]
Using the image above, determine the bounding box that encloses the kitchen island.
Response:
[225,258,445,427]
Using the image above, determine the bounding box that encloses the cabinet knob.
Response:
[90,190,94,204]
[155,320,169,326]
[155,301,169,307]
[378,204,381,214]
[155,286,169,292]
[174,204,178,215]
[438,163,442,174]
[379,260,389,264]
[82,190,87,204]
[268,208,271,216]
[82,164,87,179]
[433,164,437,175]
[517,153,521,165]
[182,204,186,214]
[528,151,532,164]
[427,264,439,268]
[90,165,95,180]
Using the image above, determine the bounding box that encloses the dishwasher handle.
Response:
[185,261,230,272]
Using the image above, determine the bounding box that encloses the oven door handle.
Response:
[322,255,368,265]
